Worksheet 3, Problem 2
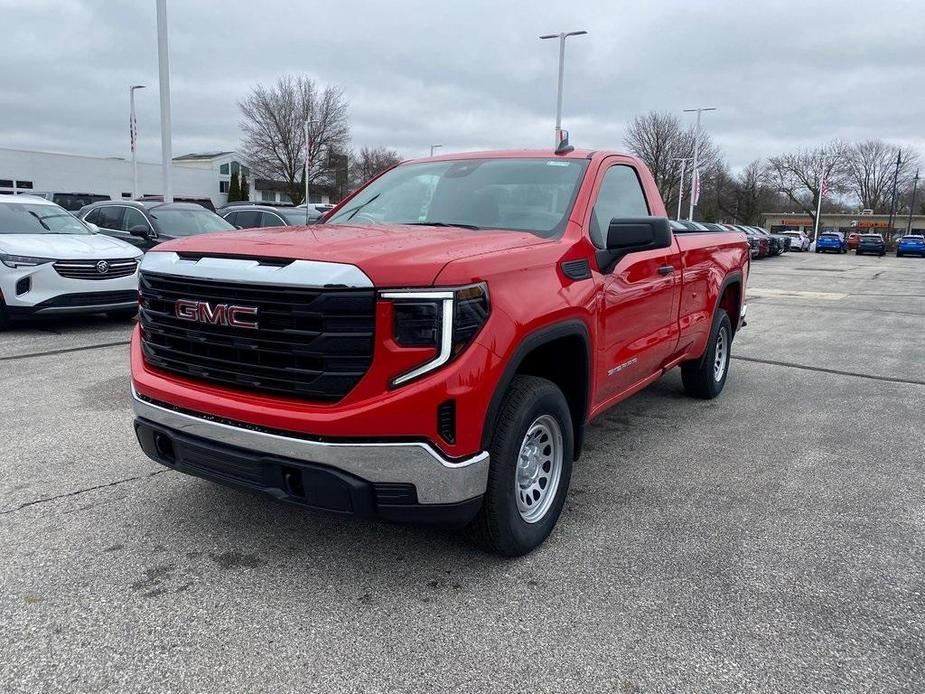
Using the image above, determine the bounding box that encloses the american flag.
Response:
[691,167,701,205]
[820,172,829,198]
[130,111,137,153]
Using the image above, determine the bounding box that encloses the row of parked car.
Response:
[814,230,925,257]
[670,221,795,258]
[0,194,335,328]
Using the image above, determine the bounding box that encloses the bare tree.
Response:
[623,111,721,217]
[845,140,919,213]
[765,141,850,230]
[349,147,402,191]
[239,75,350,205]
[713,160,782,225]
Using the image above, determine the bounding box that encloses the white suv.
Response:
[0,195,142,328]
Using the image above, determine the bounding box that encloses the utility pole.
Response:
[430,144,443,157]
[672,157,692,220]
[539,30,587,147]
[683,107,717,220]
[129,85,146,199]
[304,118,320,224]
[155,0,173,203]
[887,150,903,238]
[907,168,920,234]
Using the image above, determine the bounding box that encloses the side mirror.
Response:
[130,225,155,239]
[597,217,673,272]
[86,222,100,233]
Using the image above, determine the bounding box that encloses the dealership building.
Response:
[762,212,925,237]
[0,147,333,208]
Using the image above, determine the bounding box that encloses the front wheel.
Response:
[468,375,574,556]
[681,309,732,399]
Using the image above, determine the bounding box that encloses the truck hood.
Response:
[151,223,550,286]
[0,233,141,259]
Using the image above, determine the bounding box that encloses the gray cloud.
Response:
[1,0,922,170]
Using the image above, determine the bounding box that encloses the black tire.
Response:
[0,302,9,331]
[681,309,732,400]
[897,252,903,257]
[107,308,138,321]
[468,375,574,556]
[815,248,820,253]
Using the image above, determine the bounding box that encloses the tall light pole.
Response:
[540,30,588,147]
[430,144,443,157]
[683,106,717,220]
[887,150,903,236]
[304,118,320,224]
[155,0,173,203]
[129,85,146,199]
[672,157,692,221]
[907,168,920,234]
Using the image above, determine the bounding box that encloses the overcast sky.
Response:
[2,0,922,170]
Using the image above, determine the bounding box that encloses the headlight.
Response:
[380,283,490,386]
[0,254,55,269]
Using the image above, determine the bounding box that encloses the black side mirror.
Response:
[596,217,673,273]
[130,225,155,240]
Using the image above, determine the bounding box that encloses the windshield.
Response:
[900,235,924,241]
[0,201,94,235]
[326,158,589,237]
[150,208,235,237]
[860,235,882,241]
[820,234,840,240]
[782,232,801,237]
[280,208,319,224]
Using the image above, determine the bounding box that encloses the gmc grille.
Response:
[54,258,138,280]
[138,271,376,402]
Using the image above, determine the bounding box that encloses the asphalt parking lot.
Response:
[2,252,923,693]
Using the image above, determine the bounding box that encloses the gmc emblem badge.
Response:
[174,299,259,329]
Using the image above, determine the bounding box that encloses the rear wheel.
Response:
[0,301,9,331]
[468,375,574,556]
[681,309,732,399]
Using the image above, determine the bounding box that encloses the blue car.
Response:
[815,231,847,254]
[896,234,925,257]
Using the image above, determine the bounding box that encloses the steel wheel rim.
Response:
[713,326,728,382]
[514,414,563,524]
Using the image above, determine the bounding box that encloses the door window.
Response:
[95,206,125,230]
[121,207,150,232]
[590,165,649,247]
[259,212,285,227]
[223,211,237,226]
[234,210,262,228]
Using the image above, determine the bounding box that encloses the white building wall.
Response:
[0,147,222,205]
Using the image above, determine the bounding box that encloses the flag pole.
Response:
[812,160,825,245]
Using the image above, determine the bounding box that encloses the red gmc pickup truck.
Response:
[131,149,749,555]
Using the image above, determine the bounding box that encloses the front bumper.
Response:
[1,260,140,314]
[132,387,489,519]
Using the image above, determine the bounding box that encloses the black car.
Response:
[748,226,789,254]
[855,233,886,256]
[221,204,320,228]
[77,201,235,251]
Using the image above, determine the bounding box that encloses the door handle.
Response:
[657,265,675,276]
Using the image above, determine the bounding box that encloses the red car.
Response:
[131,148,750,555]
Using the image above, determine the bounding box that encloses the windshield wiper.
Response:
[405,221,481,230]
[26,210,51,231]
[341,193,381,221]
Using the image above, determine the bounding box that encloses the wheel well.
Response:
[514,334,589,458]
[718,281,741,335]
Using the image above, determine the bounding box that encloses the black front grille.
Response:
[138,271,375,402]
[54,258,138,280]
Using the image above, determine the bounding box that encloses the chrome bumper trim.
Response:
[139,251,373,288]
[131,386,489,505]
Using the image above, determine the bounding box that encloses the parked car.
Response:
[0,195,142,328]
[855,233,886,256]
[847,233,860,251]
[223,204,321,228]
[781,230,810,251]
[217,200,296,214]
[22,191,110,211]
[131,148,750,556]
[896,234,925,257]
[78,201,235,251]
[749,226,789,254]
[736,226,770,257]
[815,231,847,253]
[136,195,217,212]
